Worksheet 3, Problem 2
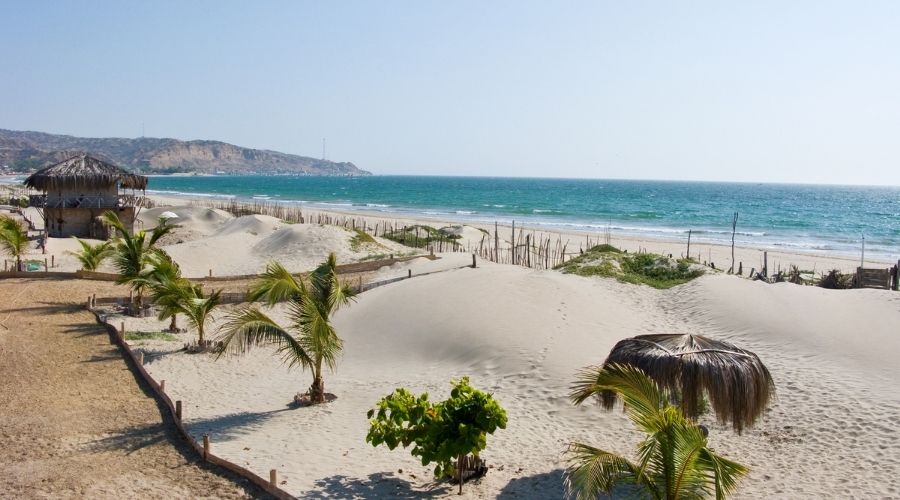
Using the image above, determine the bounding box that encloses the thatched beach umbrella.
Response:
[582,334,774,433]
[24,153,147,191]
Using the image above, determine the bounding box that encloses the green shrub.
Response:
[366,377,507,492]
[556,246,704,289]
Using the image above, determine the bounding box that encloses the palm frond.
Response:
[564,442,647,500]
[248,261,303,305]
[0,216,29,259]
[696,448,749,500]
[217,307,312,369]
[571,363,666,433]
[147,217,179,247]
[67,237,113,271]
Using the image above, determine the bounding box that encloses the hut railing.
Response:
[29,194,145,209]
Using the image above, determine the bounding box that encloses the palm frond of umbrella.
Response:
[574,333,774,433]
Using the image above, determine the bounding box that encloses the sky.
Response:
[2,1,899,185]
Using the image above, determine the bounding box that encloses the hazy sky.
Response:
[2,1,899,184]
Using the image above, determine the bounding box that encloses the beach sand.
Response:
[5,194,900,498]
[114,258,900,498]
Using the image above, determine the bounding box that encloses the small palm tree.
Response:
[103,211,177,312]
[566,363,748,500]
[154,278,221,344]
[141,252,186,332]
[0,215,29,271]
[67,237,114,271]
[217,253,355,403]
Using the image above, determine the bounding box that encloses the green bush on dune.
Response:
[555,244,704,289]
[383,225,461,249]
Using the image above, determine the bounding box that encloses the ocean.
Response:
[146,175,900,261]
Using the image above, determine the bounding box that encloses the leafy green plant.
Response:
[124,331,178,342]
[366,377,508,494]
[0,215,29,270]
[383,225,461,249]
[67,237,114,271]
[350,229,377,251]
[217,253,355,403]
[102,211,179,313]
[818,269,853,289]
[556,245,704,289]
[566,363,747,500]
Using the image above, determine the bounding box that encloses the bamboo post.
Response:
[120,322,125,336]
[175,400,182,420]
[87,296,92,309]
[159,380,165,393]
[92,293,96,307]
[763,251,768,278]
[270,469,277,487]
[203,434,210,459]
[471,253,476,268]
[408,269,412,278]
[686,229,692,260]
[51,255,55,267]
[44,258,48,272]
[138,351,144,365]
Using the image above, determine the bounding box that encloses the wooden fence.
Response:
[855,265,895,290]
[92,313,295,499]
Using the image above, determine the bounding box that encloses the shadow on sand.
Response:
[184,408,292,442]
[304,472,452,499]
[497,469,566,499]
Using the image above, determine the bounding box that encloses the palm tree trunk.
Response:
[197,323,204,344]
[168,314,178,333]
[310,375,325,403]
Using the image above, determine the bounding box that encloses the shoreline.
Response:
[148,192,894,274]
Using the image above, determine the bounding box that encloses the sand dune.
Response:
[118,260,900,498]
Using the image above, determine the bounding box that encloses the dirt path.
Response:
[0,278,271,499]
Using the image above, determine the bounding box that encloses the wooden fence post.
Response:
[408,269,412,278]
[44,258,48,272]
[270,469,277,487]
[159,380,165,393]
[175,400,182,420]
[203,434,210,459]
[138,351,144,365]
[472,253,476,268]
[51,255,55,268]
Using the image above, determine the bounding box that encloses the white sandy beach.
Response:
[113,251,900,498]
[6,192,900,498]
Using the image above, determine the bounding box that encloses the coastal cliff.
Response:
[0,129,370,176]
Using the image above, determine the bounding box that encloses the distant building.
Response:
[24,154,147,239]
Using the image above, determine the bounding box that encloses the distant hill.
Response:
[0,129,370,176]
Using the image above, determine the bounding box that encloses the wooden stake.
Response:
[138,351,144,365]
[270,469,277,487]
[471,253,476,268]
[408,269,412,278]
[159,380,165,393]
[208,269,212,277]
[203,434,210,459]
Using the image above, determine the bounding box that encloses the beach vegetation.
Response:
[565,363,748,500]
[67,238,114,271]
[124,331,178,342]
[217,253,355,404]
[366,377,508,494]
[141,253,221,344]
[0,215,29,270]
[102,212,179,314]
[384,225,461,249]
[817,269,853,289]
[556,245,703,289]
[349,229,377,251]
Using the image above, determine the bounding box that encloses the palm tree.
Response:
[153,277,221,344]
[217,253,356,403]
[102,211,177,313]
[0,215,29,271]
[566,363,748,500]
[141,252,186,332]
[67,237,114,271]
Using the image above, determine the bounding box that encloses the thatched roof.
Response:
[596,333,775,434]
[24,154,147,191]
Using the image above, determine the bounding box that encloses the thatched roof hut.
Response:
[24,154,147,191]
[583,333,775,434]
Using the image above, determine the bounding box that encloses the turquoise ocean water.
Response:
[146,176,900,261]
